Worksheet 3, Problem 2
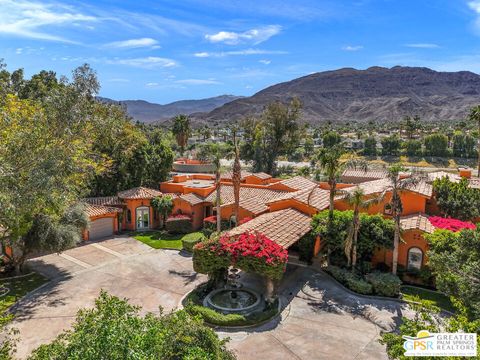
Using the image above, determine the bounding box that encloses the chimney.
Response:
[458,168,472,179]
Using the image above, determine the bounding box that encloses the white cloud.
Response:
[205,25,281,45]
[146,82,159,86]
[468,1,480,32]
[107,56,178,69]
[108,78,130,83]
[341,45,363,51]
[0,0,96,42]
[175,79,220,85]
[259,59,271,65]
[405,43,440,49]
[194,48,287,58]
[15,48,22,54]
[104,38,160,49]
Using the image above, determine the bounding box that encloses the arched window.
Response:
[407,247,423,271]
[126,209,132,223]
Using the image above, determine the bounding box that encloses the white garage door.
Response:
[90,218,114,241]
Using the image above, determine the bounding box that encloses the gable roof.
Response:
[227,208,312,248]
[83,196,124,206]
[85,203,122,217]
[204,183,288,204]
[427,171,461,183]
[117,187,162,200]
[400,213,434,234]
[269,186,330,212]
[178,193,205,206]
[274,176,318,191]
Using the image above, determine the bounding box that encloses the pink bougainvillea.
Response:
[238,217,252,225]
[218,231,288,266]
[429,216,476,232]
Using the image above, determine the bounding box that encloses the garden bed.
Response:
[133,231,204,250]
[183,283,280,328]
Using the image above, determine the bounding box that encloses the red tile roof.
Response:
[250,172,272,180]
[275,176,318,191]
[341,169,388,183]
[85,203,122,217]
[221,197,269,215]
[83,196,124,206]
[204,183,288,204]
[269,186,330,212]
[400,213,434,234]
[221,170,252,180]
[178,193,205,206]
[117,187,162,200]
[227,208,312,248]
[349,178,433,198]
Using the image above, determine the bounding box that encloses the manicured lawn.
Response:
[134,231,204,250]
[401,285,455,313]
[0,272,48,314]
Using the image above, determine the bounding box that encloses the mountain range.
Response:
[102,66,480,125]
[97,95,243,123]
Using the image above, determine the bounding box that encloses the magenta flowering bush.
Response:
[429,216,476,232]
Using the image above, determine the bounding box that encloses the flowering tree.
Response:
[429,216,476,232]
[193,231,288,301]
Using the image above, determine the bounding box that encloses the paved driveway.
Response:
[11,237,408,359]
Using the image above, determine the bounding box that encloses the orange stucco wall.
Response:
[220,204,258,222]
[334,191,427,216]
[371,229,429,270]
[172,198,205,230]
[122,199,160,231]
[269,199,318,216]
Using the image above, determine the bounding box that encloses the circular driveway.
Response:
[11,238,408,359]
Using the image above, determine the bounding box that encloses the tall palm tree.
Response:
[468,106,480,176]
[340,187,382,269]
[172,114,190,156]
[385,164,424,274]
[232,133,242,226]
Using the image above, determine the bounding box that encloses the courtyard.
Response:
[10,236,409,359]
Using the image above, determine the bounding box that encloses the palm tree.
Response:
[385,164,424,274]
[340,187,382,269]
[197,143,231,232]
[312,144,367,222]
[172,114,190,156]
[468,106,480,176]
[232,133,242,226]
[151,195,174,229]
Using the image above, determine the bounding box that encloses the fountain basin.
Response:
[203,287,263,315]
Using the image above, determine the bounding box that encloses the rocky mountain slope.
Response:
[196,66,480,124]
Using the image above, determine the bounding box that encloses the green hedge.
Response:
[165,218,193,234]
[365,272,401,297]
[185,300,279,327]
[182,233,205,252]
[326,266,373,295]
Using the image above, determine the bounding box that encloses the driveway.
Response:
[10,237,408,359]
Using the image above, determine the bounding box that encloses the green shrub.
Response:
[346,276,373,295]
[165,218,192,234]
[365,272,401,297]
[297,233,315,264]
[182,233,205,252]
[326,265,349,283]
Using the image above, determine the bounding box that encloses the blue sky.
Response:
[1,0,480,103]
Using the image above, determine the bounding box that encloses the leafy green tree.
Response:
[381,135,401,156]
[151,196,174,229]
[240,99,302,174]
[424,133,449,157]
[363,137,377,156]
[469,106,480,176]
[453,133,477,158]
[426,228,480,319]
[29,291,236,360]
[433,177,480,220]
[304,136,315,157]
[172,114,191,156]
[381,299,480,360]
[404,139,422,157]
[322,131,342,148]
[402,115,421,139]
